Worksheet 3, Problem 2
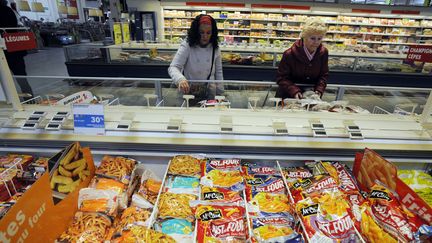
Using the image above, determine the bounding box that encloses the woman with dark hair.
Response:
[168,14,224,104]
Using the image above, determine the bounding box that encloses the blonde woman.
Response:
[276,19,328,99]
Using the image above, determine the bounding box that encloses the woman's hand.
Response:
[294,92,303,99]
[178,79,190,93]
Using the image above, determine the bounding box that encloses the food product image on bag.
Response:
[138,178,162,205]
[321,162,361,194]
[193,203,248,243]
[367,184,417,242]
[168,155,204,177]
[58,212,112,243]
[246,176,292,217]
[201,159,244,191]
[251,217,301,242]
[290,175,339,203]
[96,156,136,185]
[201,186,243,203]
[78,188,119,217]
[111,225,176,243]
[358,206,397,243]
[283,166,313,183]
[296,191,362,242]
[112,206,152,235]
[158,192,197,220]
[154,218,194,242]
[242,161,281,177]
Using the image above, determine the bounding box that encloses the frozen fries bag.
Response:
[201,159,244,191]
[296,191,362,242]
[192,202,248,243]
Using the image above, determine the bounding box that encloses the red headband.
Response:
[199,15,212,26]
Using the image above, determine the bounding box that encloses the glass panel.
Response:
[356,57,424,73]
[17,76,158,107]
[328,56,355,71]
[63,43,105,63]
[15,76,430,117]
[108,47,174,64]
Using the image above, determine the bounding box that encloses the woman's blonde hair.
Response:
[300,19,327,38]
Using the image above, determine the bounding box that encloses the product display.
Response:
[0,145,431,242]
[162,8,432,50]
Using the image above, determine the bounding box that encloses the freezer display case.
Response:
[1,72,432,241]
[65,42,431,76]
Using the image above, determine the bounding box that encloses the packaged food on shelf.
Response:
[96,155,137,185]
[200,158,244,191]
[168,155,204,177]
[367,184,418,242]
[192,202,248,243]
[112,205,152,235]
[78,188,119,217]
[57,212,113,242]
[157,192,197,220]
[0,154,33,169]
[251,217,301,242]
[296,190,363,242]
[201,186,243,203]
[111,225,176,242]
[154,218,194,241]
[135,168,162,205]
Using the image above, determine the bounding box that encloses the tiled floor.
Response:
[25,48,68,76]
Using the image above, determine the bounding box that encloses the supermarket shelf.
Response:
[360,40,415,45]
[221,35,250,38]
[251,28,301,32]
[164,26,189,29]
[328,31,412,37]
[220,27,250,30]
[163,33,186,36]
[329,22,420,28]
[418,35,432,37]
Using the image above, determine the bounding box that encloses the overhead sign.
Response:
[55,91,94,106]
[3,32,36,52]
[406,45,432,63]
[73,104,105,135]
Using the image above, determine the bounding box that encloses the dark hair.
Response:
[187,14,219,48]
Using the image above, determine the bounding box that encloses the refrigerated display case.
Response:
[64,42,431,87]
[1,75,432,160]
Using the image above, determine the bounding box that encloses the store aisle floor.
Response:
[25,47,68,76]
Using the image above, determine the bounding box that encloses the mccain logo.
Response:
[369,190,391,201]
[293,179,312,189]
[200,210,223,221]
[246,178,264,186]
[300,204,319,217]
[203,192,224,200]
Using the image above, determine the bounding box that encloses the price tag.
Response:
[73,104,105,135]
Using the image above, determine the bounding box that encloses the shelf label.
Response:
[73,104,105,135]
[406,45,432,63]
